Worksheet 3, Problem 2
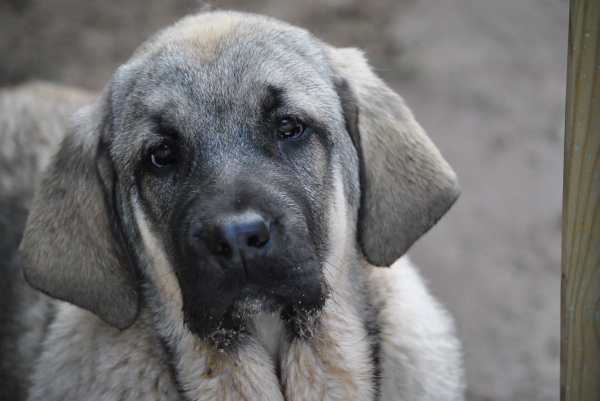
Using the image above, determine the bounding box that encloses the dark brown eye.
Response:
[278,118,305,139]
[150,143,175,167]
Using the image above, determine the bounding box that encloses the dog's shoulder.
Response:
[367,256,465,401]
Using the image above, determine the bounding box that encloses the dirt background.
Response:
[0,0,567,399]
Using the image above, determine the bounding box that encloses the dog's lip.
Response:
[232,283,291,305]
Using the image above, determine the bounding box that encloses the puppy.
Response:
[0,11,464,401]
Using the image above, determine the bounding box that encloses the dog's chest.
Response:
[246,312,286,369]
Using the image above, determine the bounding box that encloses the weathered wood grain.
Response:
[562,0,600,399]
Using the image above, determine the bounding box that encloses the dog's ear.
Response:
[20,90,139,330]
[326,46,460,266]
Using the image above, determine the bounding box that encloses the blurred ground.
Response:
[0,0,567,399]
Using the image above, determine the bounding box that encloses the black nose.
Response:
[205,212,272,266]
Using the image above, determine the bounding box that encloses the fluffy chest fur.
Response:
[24,257,463,401]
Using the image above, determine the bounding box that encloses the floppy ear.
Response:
[19,90,140,330]
[326,46,460,267]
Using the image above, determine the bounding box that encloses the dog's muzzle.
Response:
[172,178,328,345]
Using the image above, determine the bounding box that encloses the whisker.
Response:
[323,259,342,274]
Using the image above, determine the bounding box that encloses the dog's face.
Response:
[20,12,459,343]
[110,24,356,340]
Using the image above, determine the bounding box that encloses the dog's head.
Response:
[20,12,459,343]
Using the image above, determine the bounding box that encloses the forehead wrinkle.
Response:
[131,89,194,140]
[196,51,337,128]
[119,17,346,151]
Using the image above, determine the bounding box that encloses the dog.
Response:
[0,11,464,401]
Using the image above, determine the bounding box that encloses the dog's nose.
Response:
[206,212,272,265]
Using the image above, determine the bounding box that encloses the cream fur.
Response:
[370,258,465,400]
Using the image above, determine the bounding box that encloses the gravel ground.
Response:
[0,0,567,399]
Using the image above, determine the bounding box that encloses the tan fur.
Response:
[2,11,465,401]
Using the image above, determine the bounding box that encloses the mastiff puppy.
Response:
[0,11,464,401]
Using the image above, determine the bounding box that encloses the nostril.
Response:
[244,218,271,249]
[247,235,268,249]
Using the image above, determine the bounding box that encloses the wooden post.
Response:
[562,0,600,399]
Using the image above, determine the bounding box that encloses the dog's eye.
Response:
[278,118,305,139]
[150,143,176,168]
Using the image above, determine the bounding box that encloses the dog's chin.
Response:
[186,291,271,350]
[183,286,325,351]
